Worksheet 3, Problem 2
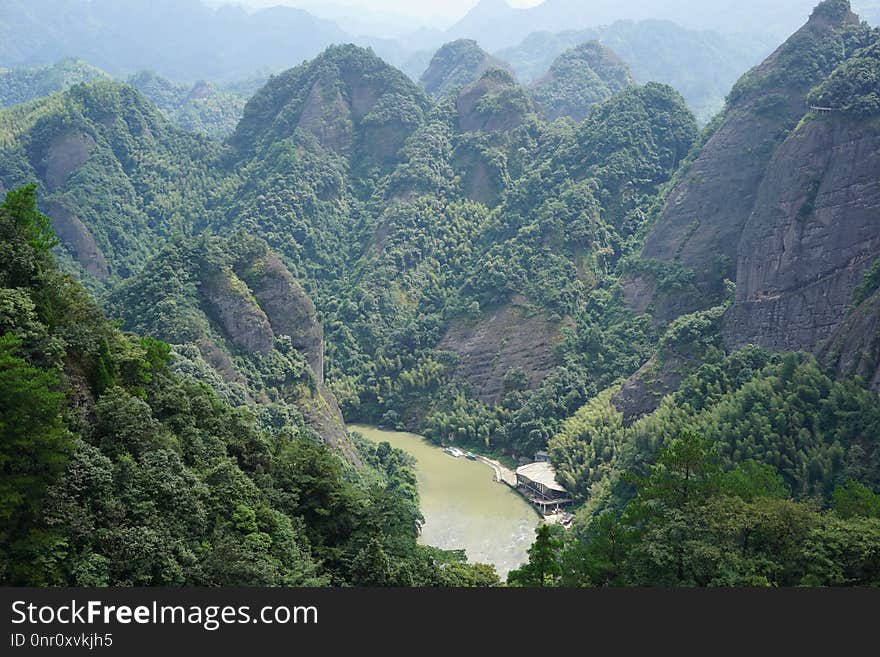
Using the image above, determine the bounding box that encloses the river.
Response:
[351,425,539,578]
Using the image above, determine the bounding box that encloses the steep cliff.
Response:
[438,296,567,405]
[617,0,880,414]
[625,1,872,322]
[108,234,357,462]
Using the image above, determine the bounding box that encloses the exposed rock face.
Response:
[420,39,512,98]
[245,252,325,383]
[614,2,880,416]
[43,131,96,191]
[722,118,880,353]
[44,201,109,280]
[296,74,354,156]
[439,297,565,404]
[300,382,358,463]
[628,5,866,321]
[451,143,505,206]
[611,353,688,422]
[819,289,880,390]
[111,234,356,461]
[200,266,277,355]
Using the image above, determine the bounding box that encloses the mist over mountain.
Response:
[420,40,512,98]
[0,0,348,82]
[2,0,880,590]
[498,20,777,123]
[449,0,880,50]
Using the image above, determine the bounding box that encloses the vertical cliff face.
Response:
[613,1,880,416]
[109,235,358,463]
[626,1,870,322]
[243,252,325,384]
[722,117,880,355]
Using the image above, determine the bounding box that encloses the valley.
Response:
[0,0,879,587]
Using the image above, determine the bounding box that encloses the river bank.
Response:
[352,425,539,577]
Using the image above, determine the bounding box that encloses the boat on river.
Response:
[465,452,477,461]
[443,446,465,458]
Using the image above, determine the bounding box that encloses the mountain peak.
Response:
[232,45,428,165]
[530,41,634,122]
[420,39,511,98]
[809,0,858,26]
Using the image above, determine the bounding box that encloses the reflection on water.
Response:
[352,425,539,578]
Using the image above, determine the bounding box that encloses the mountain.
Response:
[127,71,248,138]
[420,40,511,98]
[0,0,350,82]
[624,0,879,371]
[1,184,503,587]
[586,0,880,425]
[449,0,880,51]
[0,80,220,286]
[0,58,109,108]
[231,44,429,169]
[499,20,777,123]
[3,1,880,588]
[529,42,634,122]
[108,233,356,461]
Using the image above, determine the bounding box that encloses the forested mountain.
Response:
[448,0,880,50]
[0,186,500,587]
[498,20,777,123]
[420,40,511,98]
[126,72,250,138]
[1,0,879,587]
[0,81,221,286]
[0,58,109,108]
[529,42,635,122]
[0,60,253,139]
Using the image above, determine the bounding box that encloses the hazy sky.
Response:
[224,1,545,20]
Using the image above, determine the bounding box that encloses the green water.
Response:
[352,425,539,577]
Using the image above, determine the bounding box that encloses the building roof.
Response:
[515,461,567,493]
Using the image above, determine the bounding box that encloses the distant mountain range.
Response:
[3,0,877,126]
[448,0,880,50]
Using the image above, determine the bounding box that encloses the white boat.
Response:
[443,446,465,458]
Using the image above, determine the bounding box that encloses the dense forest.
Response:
[1,0,879,587]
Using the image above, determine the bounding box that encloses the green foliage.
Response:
[530,41,634,122]
[727,13,874,108]
[851,257,880,308]
[0,184,466,586]
[526,429,880,587]
[2,184,57,251]
[0,333,73,584]
[127,71,248,138]
[808,39,880,116]
[0,59,108,109]
[551,349,880,506]
[507,524,564,587]
[420,39,509,98]
[832,479,880,518]
[0,80,222,286]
